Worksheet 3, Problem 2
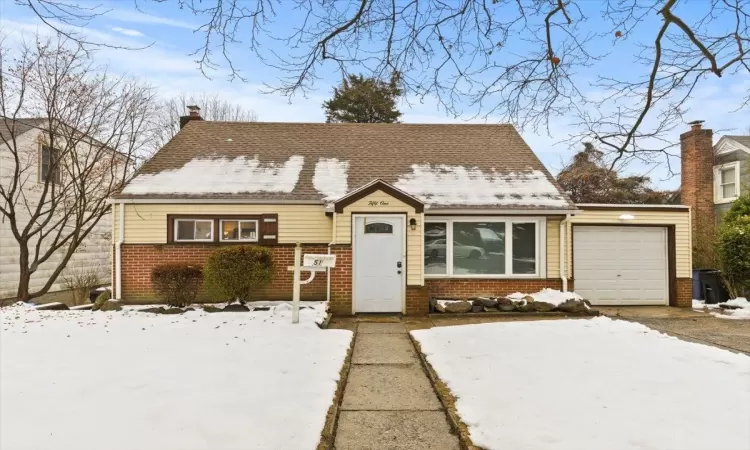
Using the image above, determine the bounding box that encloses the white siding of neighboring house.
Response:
[0,128,111,301]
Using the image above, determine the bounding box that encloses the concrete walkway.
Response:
[333,322,460,450]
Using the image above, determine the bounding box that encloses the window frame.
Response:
[714,161,741,203]
[423,217,546,279]
[39,145,61,184]
[219,219,259,242]
[173,219,215,242]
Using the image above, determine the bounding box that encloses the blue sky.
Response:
[1,0,749,189]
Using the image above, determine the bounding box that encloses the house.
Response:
[110,112,693,314]
[712,134,749,220]
[0,118,112,302]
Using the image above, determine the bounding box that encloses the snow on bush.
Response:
[0,302,351,450]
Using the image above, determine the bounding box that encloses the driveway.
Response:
[598,306,750,355]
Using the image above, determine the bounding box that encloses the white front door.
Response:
[573,226,669,305]
[353,215,405,313]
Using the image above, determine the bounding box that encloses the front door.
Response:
[353,215,405,313]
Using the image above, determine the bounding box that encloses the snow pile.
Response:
[412,317,750,450]
[121,156,305,195]
[0,302,351,450]
[693,297,750,320]
[394,165,569,207]
[507,289,583,306]
[312,157,349,201]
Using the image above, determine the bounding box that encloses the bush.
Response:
[718,194,750,298]
[62,266,105,305]
[151,264,203,307]
[92,289,112,311]
[204,246,273,304]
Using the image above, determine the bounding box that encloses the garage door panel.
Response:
[573,226,668,306]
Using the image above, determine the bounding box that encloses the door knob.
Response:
[397,270,402,274]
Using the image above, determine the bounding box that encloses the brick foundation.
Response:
[674,278,692,307]
[120,244,328,303]
[406,286,429,315]
[329,246,353,316]
[425,278,573,300]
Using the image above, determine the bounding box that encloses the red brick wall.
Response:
[328,246,353,315]
[425,278,573,299]
[121,244,328,303]
[680,124,715,266]
[406,286,429,315]
[674,278,692,307]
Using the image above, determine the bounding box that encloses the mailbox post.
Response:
[288,242,336,324]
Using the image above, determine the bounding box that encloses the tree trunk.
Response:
[16,247,31,302]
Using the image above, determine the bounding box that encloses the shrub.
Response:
[92,289,112,311]
[151,264,203,307]
[62,266,105,305]
[204,246,273,304]
[717,206,750,298]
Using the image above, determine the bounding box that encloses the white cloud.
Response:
[110,10,196,30]
[112,27,144,37]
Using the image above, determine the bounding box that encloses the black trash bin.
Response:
[693,269,729,304]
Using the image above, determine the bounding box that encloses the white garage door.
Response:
[573,226,668,306]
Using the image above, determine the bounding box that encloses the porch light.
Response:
[409,218,417,230]
[619,214,635,221]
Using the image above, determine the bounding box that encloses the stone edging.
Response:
[429,310,599,319]
[316,329,354,449]
[408,333,479,450]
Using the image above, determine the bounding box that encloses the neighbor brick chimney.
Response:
[179,105,203,129]
[680,120,715,267]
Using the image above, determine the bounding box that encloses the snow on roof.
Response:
[394,165,569,207]
[121,156,305,195]
[312,158,349,201]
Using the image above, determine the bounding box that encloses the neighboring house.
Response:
[111,113,693,314]
[0,118,111,301]
[713,135,749,220]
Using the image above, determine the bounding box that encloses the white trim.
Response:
[424,216,546,279]
[173,219,215,242]
[425,208,577,215]
[108,198,324,205]
[115,202,125,300]
[576,203,688,209]
[560,214,571,292]
[715,136,750,156]
[714,161,741,204]
[219,219,259,242]
[351,214,406,314]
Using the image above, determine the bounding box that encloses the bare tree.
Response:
[17,0,750,170]
[0,35,158,301]
[152,92,257,151]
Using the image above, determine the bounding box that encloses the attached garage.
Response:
[567,205,693,307]
[573,226,668,305]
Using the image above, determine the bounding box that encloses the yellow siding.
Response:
[114,203,331,244]
[336,190,423,286]
[547,218,561,279]
[567,209,692,278]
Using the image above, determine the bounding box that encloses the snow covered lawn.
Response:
[693,298,750,320]
[1,303,352,450]
[412,317,750,450]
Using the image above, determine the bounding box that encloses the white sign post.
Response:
[288,244,336,324]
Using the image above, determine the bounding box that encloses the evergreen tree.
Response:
[323,74,402,123]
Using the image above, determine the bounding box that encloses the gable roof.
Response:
[334,179,425,213]
[716,135,750,155]
[116,122,575,210]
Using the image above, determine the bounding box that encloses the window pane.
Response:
[365,222,393,234]
[195,221,212,240]
[424,223,447,275]
[512,223,536,274]
[723,183,736,198]
[452,222,505,275]
[721,168,736,184]
[240,221,257,240]
[222,221,239,240]
[176,221,195,240]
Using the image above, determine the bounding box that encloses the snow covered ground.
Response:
[412,317,750,450]
[1,302,352,450]
[693,297,750,320]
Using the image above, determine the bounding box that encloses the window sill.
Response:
[715,196,739,205]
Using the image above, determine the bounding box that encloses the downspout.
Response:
[327,210,337,303]
[115,201,125,299]
[560,214,572,292]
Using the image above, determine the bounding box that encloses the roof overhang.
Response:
[333,179,425,213]
[107,197,325,205]
[715,136,750,156]
[576,203,689,212]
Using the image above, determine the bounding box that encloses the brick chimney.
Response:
[680,120,715,267]
[179,105,203,129]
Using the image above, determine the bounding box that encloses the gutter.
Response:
[560,213,572,292]
[115,201,125,300]
[107,198,325,205]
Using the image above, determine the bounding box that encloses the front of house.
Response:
[111,118,692,314]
